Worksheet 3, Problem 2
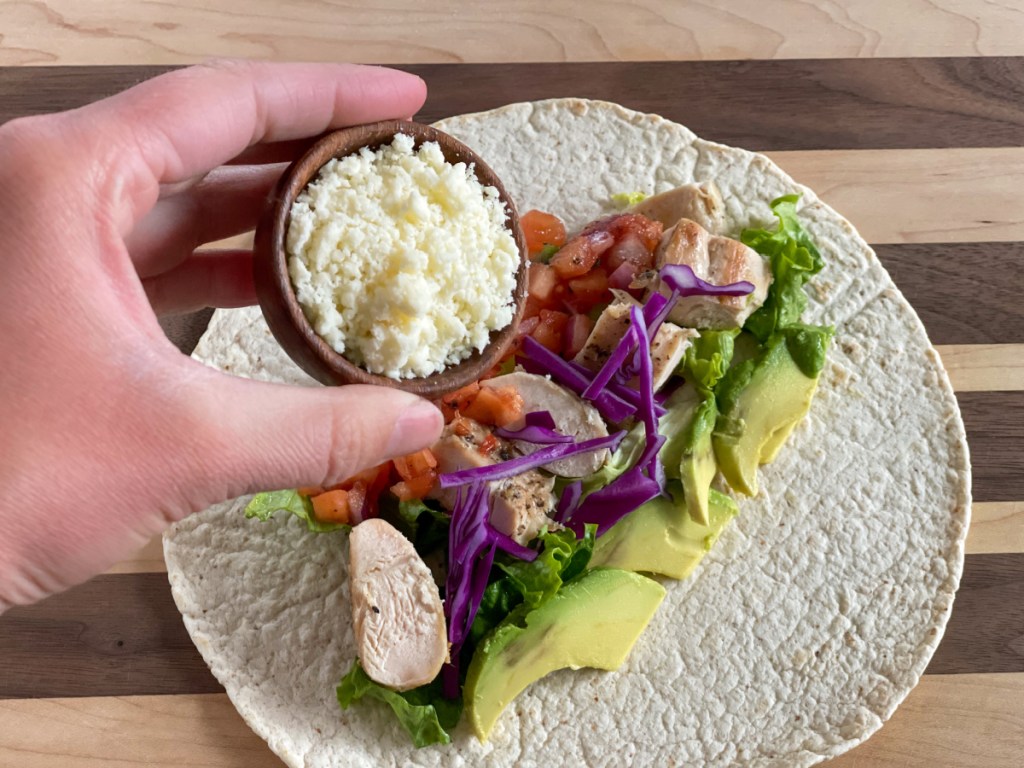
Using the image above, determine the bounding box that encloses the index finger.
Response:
[71,60,426,222]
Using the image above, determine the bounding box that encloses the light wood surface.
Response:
[3,1,1024,66]
[204,148,1024,248]
[2,4,1022,766]
[765,148,1024,244]
[2,674,1020,768]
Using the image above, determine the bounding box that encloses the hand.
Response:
[0,61,444,612]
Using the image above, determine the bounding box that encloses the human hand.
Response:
[0,61,444,612]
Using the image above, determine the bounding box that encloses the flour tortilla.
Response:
[163,99,970,767]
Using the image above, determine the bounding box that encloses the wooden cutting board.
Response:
[1,5,1023,765]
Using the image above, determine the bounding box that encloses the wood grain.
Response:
[0,694,281,768]
[2,1,1022,66]
[936,345,1024,392]
[828,673,1024,768]
[927,555,1024,675]
[876,243,1024,345]
[959,392,1024,502]
[3,552,1021,699]
[765,148,1024,244]
[5,58,1024,151]
[969,503,1024,556]
[0,574,223,699]
[0,675,1021,768]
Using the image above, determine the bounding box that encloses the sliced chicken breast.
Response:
[630,182,725,234]
[428,417,504,509]
[481,372,609,477]
[655,218,771,329]
[575,300,699,391]
[348,519,447,691]
[489,469,558,545]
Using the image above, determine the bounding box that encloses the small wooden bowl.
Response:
[253,120,528,398]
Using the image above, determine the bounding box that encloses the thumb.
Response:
[181,371,443,503]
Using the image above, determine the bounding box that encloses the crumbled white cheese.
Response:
[286,133,519,379]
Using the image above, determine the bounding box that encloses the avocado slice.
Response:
[658,384,718,525]
[588,488,738,579]
[712,336,820,496]
[464,568,665,741]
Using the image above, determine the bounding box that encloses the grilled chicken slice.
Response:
[630,182,725,234]
[481,372,609,477]
[348,519,447,691]
[489,469,558,545]
[575,300,698,391]
[654,218,771,329]
[427,417,504,509]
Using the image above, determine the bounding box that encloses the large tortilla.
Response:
[163,99,970,767]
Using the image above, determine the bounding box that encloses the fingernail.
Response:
[386,399,443,456]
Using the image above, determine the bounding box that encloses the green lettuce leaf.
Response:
[467,524,597,650]
[395,499,450,557]
[337,661,460,748]
[611,191,648,208]
[243,490,346,533]
[740,195,825,342]
[580,423,646,494]
[681,328,741,394]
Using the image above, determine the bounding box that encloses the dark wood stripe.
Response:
[927,554,1024,675]
[0,574,222,699]
[3,59,1024,151]
[876,243,1024,346]
[960,392,1024,502]
[0,551,1019,699]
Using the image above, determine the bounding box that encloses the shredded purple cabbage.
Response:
[438,431,626,488]
[442,478,540,698]
[568,466,662,536]
[554,480,583,524]
[520,338,637,423]
[660,263,754,298]
[494,411,572,445]
[629,304,663,479]
[583,325,639,400]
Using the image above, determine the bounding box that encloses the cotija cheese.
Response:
[286,133,519,379]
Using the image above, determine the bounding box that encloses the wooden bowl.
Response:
[253,120,528,398]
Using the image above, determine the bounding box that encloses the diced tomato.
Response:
[582,213,663,252]
[393,448,438,481]
[564,267,611,313]
[442,382,480,411]
[391,470,438,502]
[563,313,595,359]
[549,230,614,279]
[479,433,500,455]
[531,308,569,352]
[605,231,655,272]
[311,489,351,524]
[327,462,390,521]
[462,385,524,427]
[521,210,567,256]
[527,262,562,308]
[451,415,473,437]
